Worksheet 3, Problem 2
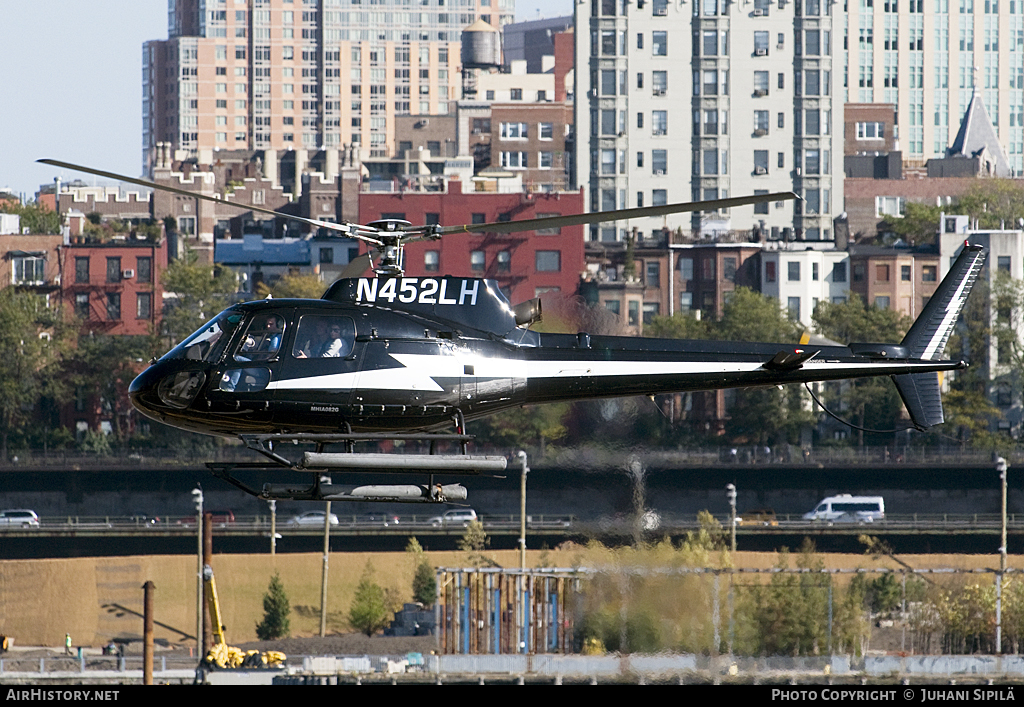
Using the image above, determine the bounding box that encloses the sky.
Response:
[0,0,572,202]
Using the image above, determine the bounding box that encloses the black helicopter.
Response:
[40,159,985,504]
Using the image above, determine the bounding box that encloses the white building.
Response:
[574,0,842,244]
[760,247,851,328]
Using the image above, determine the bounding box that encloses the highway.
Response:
[0,512,1020,557]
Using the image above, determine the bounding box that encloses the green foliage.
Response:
[161,247,238,346]
[813,296,916,443]
[255,572,291,640]
[0,289,70,459]
[255,272,326,299]
[813,294,913,344]
[957,180,1024,230]
[879,202,945,243]
[406,537,436,606]
[348,561,392,637]
[471,403,568,450]
[0,201,60,235]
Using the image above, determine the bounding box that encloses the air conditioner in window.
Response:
[754,48,768,56]
[753,89,768,97]
[654,169,665,175]
[754,166,768,175]
[653,89,666,96]
[654,7,668,14]
[795,167,802,176]
[122,269,135,279]
[753,128,768,137]
[752,8,766,15]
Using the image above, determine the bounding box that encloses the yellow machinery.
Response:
[201,565,286,670]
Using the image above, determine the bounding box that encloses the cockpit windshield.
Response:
[161,310,245,363]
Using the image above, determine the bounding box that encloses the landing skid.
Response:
[206,428,506,504]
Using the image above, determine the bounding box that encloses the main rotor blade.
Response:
[37,158,384,247]
[432,191,799,236]
[338,251,373,278]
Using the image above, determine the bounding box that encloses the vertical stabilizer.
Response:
[893,243,986,428]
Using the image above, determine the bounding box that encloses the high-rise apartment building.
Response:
[144,0,514,179]
[575,0,842,245]
[843,0,1024,173]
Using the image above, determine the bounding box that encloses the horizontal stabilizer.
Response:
[892,372,944,429]
[762,349,819,371]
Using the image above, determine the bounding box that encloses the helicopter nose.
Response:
[130,362,208,415]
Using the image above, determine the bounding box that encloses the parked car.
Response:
[0,510,40,528]
[289,510,340,527]
[427,509,477,527]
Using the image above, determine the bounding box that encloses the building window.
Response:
[652,31,667,55]
[765,261,776,283]
[998,256,1011,273]
[470,250,485,271]
[320,248,334,264]
[500,151,527,169]
[539,122,553,140]
[875,196,906,217]
[12,255,45,284]
[137,256,152,284]
[652,150,667,174]
[754,189,769,215]
[497,251,511,272]
[788,261,801,281]
[645,261,661,287]
[875,264,891,282]
[536,250,561,272]
[75,257,90,284]
[106,257,122,283]
[856,121,886,139]
[604,300,621,316]
[724,257,737,281]
[642,302,660,324]
[136,292,152,319]
[922,265,937,281]
[652,189,667,206]
[500,122,528,139]
[788,297,801,321]
[106,293,121,321]
[901,265,912,281]
[75,293,89,318]
[510,88,523,100]
[535,214,561,235]
[424,251,439,272]
[874,296,891,309]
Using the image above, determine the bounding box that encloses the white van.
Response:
[803,495,885,523]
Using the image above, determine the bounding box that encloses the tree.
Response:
[406,537,436,606]
[161,247,238,346]
[879,202,945,243]
[0,289,69,459]
[255,272,327,299]
[812,295,915,443]
[0,201,60,235]
[255,572,291,640]
[348,561,392,637]
[957,180,1024,230]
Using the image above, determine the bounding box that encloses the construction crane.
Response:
[201,565,286,670]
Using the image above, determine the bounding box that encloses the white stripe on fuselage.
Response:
[266,352,951,392]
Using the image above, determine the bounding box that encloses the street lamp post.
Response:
[997,456,1008,654]
[726,483,737,553]
[191,487,203,656]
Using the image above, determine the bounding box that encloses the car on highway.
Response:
[288,510,340,527]
[427,509,477,527]
[0,509,40,528]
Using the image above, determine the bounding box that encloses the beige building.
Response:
[843,0,1024,174]
[144,0,514,179]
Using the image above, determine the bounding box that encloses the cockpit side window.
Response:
[292,315,355,359]
[162,311,244,363]
[234,313,287,362]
